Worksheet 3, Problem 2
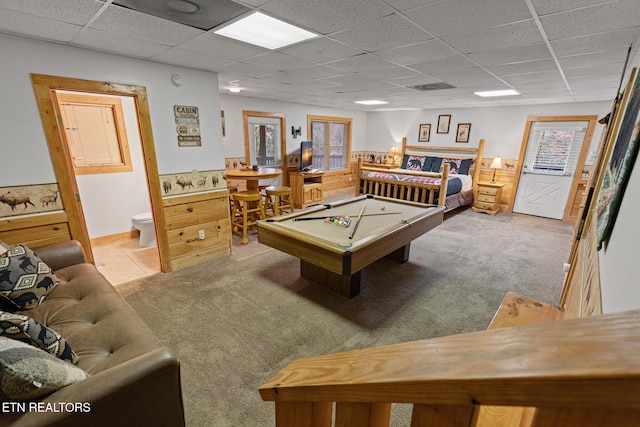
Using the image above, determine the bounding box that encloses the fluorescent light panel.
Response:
[214,12,318,49]
[474,89,520,97]
[355,100,388,105]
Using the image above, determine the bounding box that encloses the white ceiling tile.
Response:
[0,8,82,43]
[409,0,533,37]
[212,61,275,78]
[242,52,316,71]
[489,59,559,76]
[331,14,431,52]
[0,0,103,25]
[90,4,204,46]
[328,54,398,72]
[563,63,626,78]
[444,20,544,53]
[408,55,478,75]
[382,0,440,12]
[551,26,640,57]
[73,28,169,57]
[469,43,552,66]
[177,33,269,60]
[540,0,640,40]
[375,40,459,65]
[150,48,233,69]
[530,0,614,17]
[358,66,422,80]
[279,37,364,63]
[260,0,394,34]
[558,49,630,70]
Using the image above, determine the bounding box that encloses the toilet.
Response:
[131,212,156,247]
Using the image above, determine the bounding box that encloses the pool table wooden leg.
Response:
[385,243,411,263]
[300,260,361,299]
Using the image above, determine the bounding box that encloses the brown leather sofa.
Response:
[0,240,185,426]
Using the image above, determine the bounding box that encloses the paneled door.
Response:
[513,117,595,220]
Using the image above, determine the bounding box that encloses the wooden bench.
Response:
[473,292,567,426]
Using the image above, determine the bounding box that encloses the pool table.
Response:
[257,194,445,298]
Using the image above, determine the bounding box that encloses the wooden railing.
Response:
[260,309,640,427]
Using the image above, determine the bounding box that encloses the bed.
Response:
[355,138,485,211]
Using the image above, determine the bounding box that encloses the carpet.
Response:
[116,206,574,426]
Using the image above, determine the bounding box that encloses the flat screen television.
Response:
[300,140,313,171]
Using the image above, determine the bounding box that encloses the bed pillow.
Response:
[430,157,443,173]
[0,243,59,310]
[421,156,436,172]
[0,337,88,401]
[0,310,78,364]
[439,158,473,175]
[403,155,427,171]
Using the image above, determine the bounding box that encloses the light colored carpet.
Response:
[116,205,574,426]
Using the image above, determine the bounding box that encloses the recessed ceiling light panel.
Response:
[214,12,318,50]
[355,100,388,105]
[474,89,520,97]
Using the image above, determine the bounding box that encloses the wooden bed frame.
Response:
[355,138,485,208]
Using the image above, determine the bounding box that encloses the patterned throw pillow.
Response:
[405,155,427,171]
[0,243,59,310]
[0,337,88,401]
[0,311,78,364]
[439,158,473,175]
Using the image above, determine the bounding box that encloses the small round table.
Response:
[226,167,282,191]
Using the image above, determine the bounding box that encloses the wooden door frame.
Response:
[511,115,597,221]
[242,110,287,183]
[30,74,169,271]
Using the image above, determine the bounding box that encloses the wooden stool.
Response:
[264,186,294,217]
[227,185,238,213]
[231,190,266,245]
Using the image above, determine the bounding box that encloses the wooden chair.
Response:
[231,190,266,245]
[264,186,294,217]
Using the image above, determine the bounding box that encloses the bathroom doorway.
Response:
[55,90,160,283]
[31,74,169,274]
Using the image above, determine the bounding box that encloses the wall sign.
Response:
[174,105,201,147]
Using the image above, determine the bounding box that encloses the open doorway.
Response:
[55,90,160,284]
[243,110,287,187]
[30,74,169,274]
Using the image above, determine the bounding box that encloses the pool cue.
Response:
[292,212,401,221]
[348,205,366,239]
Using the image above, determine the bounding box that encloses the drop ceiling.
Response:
[1,0,639,111]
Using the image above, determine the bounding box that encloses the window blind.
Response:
[523,122,587,176]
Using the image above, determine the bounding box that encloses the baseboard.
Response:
[91,230,140,246]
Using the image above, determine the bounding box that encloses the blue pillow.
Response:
[430,157,443,173]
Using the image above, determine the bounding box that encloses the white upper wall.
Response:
[219,94,368,159]
[365,102,610,159]
[1,33,224,187]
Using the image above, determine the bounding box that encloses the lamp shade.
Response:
[489,157,503,170]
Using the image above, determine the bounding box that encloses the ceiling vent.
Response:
[113,0,250,30]
[408,82,456,91]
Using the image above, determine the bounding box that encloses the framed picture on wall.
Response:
[596,69,640,249]
[437,115,451,133]
[456,123,471,143]
[418,124,431,142]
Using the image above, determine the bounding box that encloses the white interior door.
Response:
[513,122,588,219]
[248,116,282,186]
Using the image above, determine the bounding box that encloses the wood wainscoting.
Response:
[0,212,71,248]
[162,190,231,271]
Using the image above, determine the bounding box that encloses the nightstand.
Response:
[472,182,504,215]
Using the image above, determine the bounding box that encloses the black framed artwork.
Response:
[437,115,451,133]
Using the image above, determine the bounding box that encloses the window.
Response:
[308,115,352,171]
[56,92,132,175]
[524,123,586,176]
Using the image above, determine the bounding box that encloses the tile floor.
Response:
[92,238,160,286]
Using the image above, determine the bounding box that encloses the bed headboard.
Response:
[400,137,486,186]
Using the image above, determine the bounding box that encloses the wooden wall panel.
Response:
[0,212,71,248]
[162,190,231,271]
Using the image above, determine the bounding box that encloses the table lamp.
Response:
[389,146,399,165]
[490,157,503,182]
